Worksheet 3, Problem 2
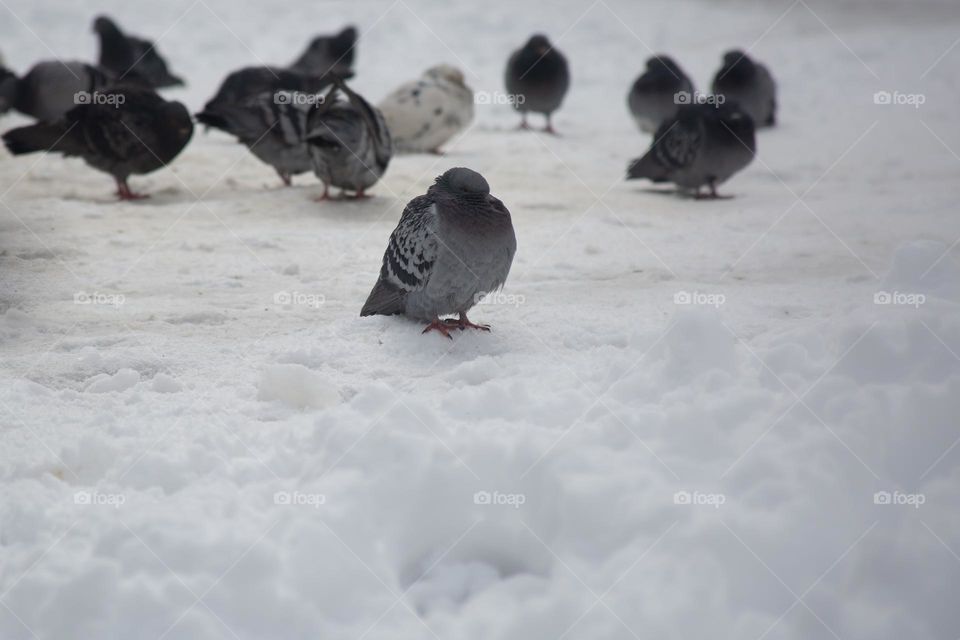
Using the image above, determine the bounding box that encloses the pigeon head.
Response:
[722,50,750,66]
[719,50,756,83]
[334,26,358,49]
[426,65,466,87]
[434,168,490,198]
[647,55,678,72]
[93,16,121,35]
[525,34,552,56]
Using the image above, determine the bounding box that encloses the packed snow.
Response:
[1,0,959,638]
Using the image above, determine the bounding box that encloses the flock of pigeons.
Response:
[0,17,778,336]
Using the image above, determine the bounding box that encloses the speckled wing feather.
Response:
[653,115,703,171]
[360,195,439,316]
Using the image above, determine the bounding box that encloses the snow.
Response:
[1,0,960,638]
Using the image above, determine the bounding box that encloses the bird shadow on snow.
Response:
[631,187,739,201]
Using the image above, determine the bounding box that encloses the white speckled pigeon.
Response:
[378,64,474,154]
[305,76,391,199]
[505,34,569,134]
[627,55,694,134]
[627,102,755,198]
[711,50,776,127]
[361,167,517,338]
[93,15,184,88]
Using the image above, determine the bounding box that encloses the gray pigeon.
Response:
[195,89,318,186]
[361,167,517,337]
[627,55,694,134]
[93,15,184,88]
[711,50,776,127]
[12,60,115,121]
[305,77,391,199]
[289,26,358,77]
[505,34,569,133]
[627,102,756,198]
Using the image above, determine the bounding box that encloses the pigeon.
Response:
[0,66,17,114]
[305,77,391,199]
[360,167,516,338]
[711,50,776,127]
[201,66,333,118]
[504,34,570,133]
[626,102,756,198]
[195,89,317,186]
[377,65,474,154]
[11,60,117,121]
[289,26,358,77]
[3,86,193,199]
[627,55,695,134]
[93,15,185,88]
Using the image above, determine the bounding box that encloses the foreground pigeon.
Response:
[93,15,184,88]
[626,102,755,198]
[3,86,193,199]
[361,167,516,338]
[289,26,358,77]
[378,65,474,154]
[505,34,569,133]
[711,50,776,127]
[196,90,316,186]
[306,77,391,199]
[11,60,117,121]
[627,55,694,134]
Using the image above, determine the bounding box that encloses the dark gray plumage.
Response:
[711,50,776,127]
[195,90,317,186]
[627,103,756,198]
[505,34,570,133]
[627,55,694,134]
[0,66,17,114]
[305,77,391,199]
[361,168,517,337]
[202,67,333,117]
[289,26,358,77]
[12,60,115,121]
[93,16,184,88]
[3,86,193,199]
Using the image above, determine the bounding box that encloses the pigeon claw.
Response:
[444,314,490,332]
[115,180,148,201]
[422,318,454,339]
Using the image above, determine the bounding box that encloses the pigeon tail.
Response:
[360,278,406,317]
[626,152,667,182]
[2,121,81,156]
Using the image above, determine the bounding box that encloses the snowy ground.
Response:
[2,0,960,638]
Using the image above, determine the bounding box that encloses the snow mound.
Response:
[257,364,340,410]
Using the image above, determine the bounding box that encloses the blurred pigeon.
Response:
[505,34,569,133]
[12,60,117,121]
[196,89,317,186]
[289,26,358,77]
[0,66,17,114]
[3,86,193,199]
[711,50,776,127]
[305,76,391,199]
[378,64,474,154]
[360,167,516,338]
[93,15,184,88]
[626,102,755,198]
[627,55,694,134]
[202,66,333,117]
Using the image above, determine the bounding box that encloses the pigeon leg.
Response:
[455,312,490,332]
[543,115,558,135]
[313,184,330,201]
[422,317,454,339]
[115,178,148,200]
[277,171,292,187]
[351,189,371,200]
[517,113,530,130]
